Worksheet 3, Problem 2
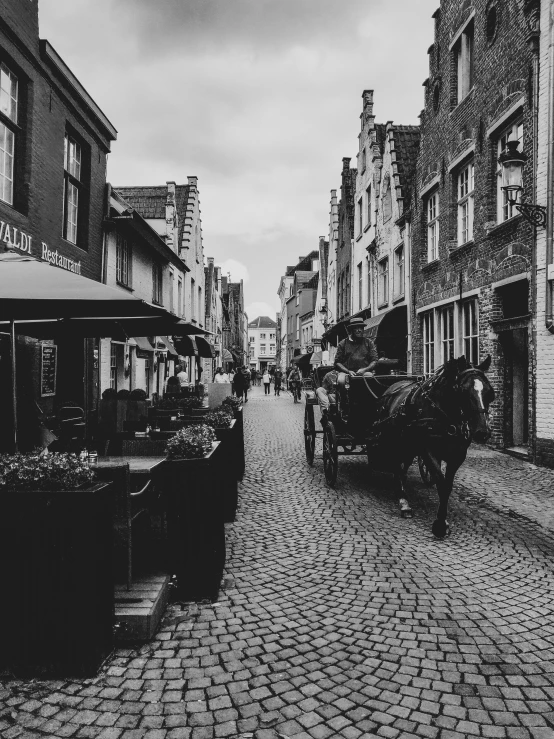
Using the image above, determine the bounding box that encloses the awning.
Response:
[194,336,216,359]
[322,317,349,347]
[309,351,323,365]
[363,305,408,366]
[222,349,233,361]
[364,312,388,339]
[173,335,198,357]
[157,336,179,358]
[133,336,155,352]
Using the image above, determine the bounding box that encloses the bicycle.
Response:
[290,380,301,403]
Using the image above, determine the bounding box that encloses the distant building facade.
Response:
[248,316,277,372]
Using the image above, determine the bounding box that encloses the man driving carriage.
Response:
[316,317,379,424]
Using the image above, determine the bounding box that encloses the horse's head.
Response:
[444,355,495,443]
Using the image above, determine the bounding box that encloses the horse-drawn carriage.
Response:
[303,356,495,537]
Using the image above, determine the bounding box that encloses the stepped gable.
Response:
[115,184,192,246]
[388,124,421,209]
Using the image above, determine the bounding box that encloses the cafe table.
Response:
[94,456,167,474]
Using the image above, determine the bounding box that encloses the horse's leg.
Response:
[398,453,415,518]
[431,448,466,539]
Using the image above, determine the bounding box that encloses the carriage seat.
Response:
[312,365,335,389]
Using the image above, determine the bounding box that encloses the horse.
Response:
[370,355,495,538]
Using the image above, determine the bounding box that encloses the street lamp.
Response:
[498,139,546,227]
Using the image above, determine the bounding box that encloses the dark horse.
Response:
[371,355,495,538]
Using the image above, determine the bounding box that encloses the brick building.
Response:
[0,0,116,442]
[336,158,357,324]
[222,279,247,369]
[411,0,540,454]
[283,252,319,367]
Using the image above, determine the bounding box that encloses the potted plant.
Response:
[221,396,245,480]
[98,387,118,438]
[161,425,225,601]
[204,410,238,522]
[0,452,114,677]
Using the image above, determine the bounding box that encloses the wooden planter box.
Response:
[160,443,226,601]
[0,482,114,677]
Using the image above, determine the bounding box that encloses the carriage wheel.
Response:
[304,405,316,465]
[418,455,434,486]
[323,421,338,487]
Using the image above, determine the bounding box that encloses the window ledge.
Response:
[116,281,134,292]
[485,214,524,236]
[392,294,405,305]
[152,299,163,307]
[356,233,363,242]
[449,239,475,255]
[377,301,389,310]
[421,259,440,272]
[364,223,371,233]
[450,87,475,115]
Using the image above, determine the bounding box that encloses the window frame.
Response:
[358,261,363,311]
[462,299,479,364]
[109,343,118,391]
[377,257,389,307]
[440,304,455,363]
[457,160,475,245]
[63,132,83,245]
[366,185,372,227]
[358,197,363,236]
[426,190,440,263]
[496,120,523,223]
[393,244,405,300]
[0,62,18,207]
[422,311,435,376]
[152,262,163,305]
[454,19,474,104]
[115,232,131,288]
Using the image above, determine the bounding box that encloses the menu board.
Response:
[40,344,57,397]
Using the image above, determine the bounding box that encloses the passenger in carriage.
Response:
[316,369,338,425]
[334,317,379,377]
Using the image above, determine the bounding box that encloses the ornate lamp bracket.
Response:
[516,202,547,228]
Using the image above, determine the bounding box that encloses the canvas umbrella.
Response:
[0,252,189,450]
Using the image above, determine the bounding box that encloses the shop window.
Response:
[497,120,523,222]
[423,311,435,375]
[110,343,118,390]
[63,133,82,245]
[116,233,131,287]
[0,63,17,206]
[457,161,474,245]
[462,300,479,364]
[152,263,163,305]
[393,245,405,299]
[426,191,440,262]
[377,257,389,307]
[440,305,455,362]
[453,20,474,104]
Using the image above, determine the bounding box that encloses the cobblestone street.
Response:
[3,385,554,739]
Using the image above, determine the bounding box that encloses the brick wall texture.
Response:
[411,0,539,451]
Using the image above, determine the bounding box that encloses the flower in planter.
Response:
[217,405,234,420]
[221,396,242,411]
[165,424,216,459]
[129,388,148,400]
[0,452,94,492]
[204,410,232,429]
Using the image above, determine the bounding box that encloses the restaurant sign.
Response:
[2,218,82,275]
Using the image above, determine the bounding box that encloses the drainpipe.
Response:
[545,4,554,332]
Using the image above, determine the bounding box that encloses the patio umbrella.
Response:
[0,252,197,450]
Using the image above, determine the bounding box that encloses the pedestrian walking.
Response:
[241,366,251,402]
[214,367,229,383]
[262,369,271,395]
[274,368,283,396]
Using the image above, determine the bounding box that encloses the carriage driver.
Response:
[334,316,379,377]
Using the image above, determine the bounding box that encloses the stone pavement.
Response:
[2,384,554,739]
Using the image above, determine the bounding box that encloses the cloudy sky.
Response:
[39,0,436,321]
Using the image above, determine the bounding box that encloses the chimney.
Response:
[342,157,351,173]
[187,176,198,189]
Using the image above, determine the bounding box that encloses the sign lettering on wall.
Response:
[0,217,82,274]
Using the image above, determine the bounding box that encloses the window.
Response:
[393,245,405,299]
[358,198,363,236]
[440,305,455,362]
[63,133,82,244]
[345,265,350,315]
[110,343,117,390]
[270,333,275,340]
[463,300,479,363]
[190,277,195,317]
[296,291,299,306]
[260,333,266,340]
[178,277,183,316]
[382,174,392,222]
[296,316,299,340]
[454,20,474,103]
[367,259,371,308]
[358,262,363,311]
[497,120,523,222]
[377,258,389,306]
[152,263,163,304]
[260,344,266,355]
[115,233,131,287]
[366,185,371,227]
[249,335,255,343]
[145,358,151,394]
[249,347,255,358]
[427,191,439,262]
[0,63,17,205]
[198,286,202,323]
[457,161,474,245]
[270,344,275,354]
[360,147,366,172]
[423,312,435,375]
[169,270,175,313]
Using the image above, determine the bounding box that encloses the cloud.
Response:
[218,259,250,284]
[245,302,279,322]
